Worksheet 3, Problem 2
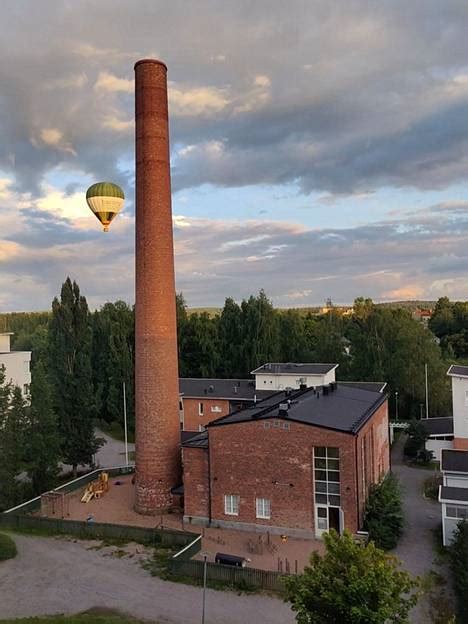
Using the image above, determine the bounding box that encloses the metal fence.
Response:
[0,513,197,548]
[3,465,135,516]
[168,557,287,592]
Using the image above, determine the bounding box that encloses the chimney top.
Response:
[134,58,167,71]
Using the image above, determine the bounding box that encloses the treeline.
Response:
[429,297,468,359]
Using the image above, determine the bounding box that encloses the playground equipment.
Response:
[80,472,110,503]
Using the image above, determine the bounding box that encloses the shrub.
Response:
[364,473,403,550]
[404,419,428,459]
[0,533,17,561]
[450,521,468,622]
[285,530,419,624]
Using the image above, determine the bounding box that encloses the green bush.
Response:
[404,419,428,459]
[450,521,468,622]
[0,533,17,561]
[364,473,403,550]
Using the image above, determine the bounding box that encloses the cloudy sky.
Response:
[1,1,468,310]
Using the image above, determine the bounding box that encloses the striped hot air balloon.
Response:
[86,182,125,232]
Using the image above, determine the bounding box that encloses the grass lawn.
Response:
[0,609,152,624]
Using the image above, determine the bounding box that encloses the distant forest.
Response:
[0,283,465,511]
[1,288,466,437]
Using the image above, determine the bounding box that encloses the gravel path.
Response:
[391,434,454,622]
[0,534,294,624]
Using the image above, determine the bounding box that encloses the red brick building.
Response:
[179,378,274,431]
[181,382,389,538]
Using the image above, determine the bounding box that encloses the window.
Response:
[446,505,468,520]
[198,425,206,432]
[314,447,341,507]
[179,400,183,411]
[211,405,222,413]
[198,402,204,416]
[256,498,271,519]
[224,494,239,516]
[317,506,328,530]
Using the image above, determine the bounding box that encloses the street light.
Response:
[201,551,209,624]
[395,391,399,421]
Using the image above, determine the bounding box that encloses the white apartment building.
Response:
[251,362,338,391]
[0,332,31,396]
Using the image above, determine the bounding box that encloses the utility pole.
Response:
[123,381,129,466]
[425,363,429,419]
[395,391,399,421]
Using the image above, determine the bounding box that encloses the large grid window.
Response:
[224,494,239,516]
[314,447,341,506]
[256,498,271,519]
[446,505,468,520]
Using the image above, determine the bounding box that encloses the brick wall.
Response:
[209,420,359,533]
[182,446,210,520]
[182,398,230,431]
[355,402,390,525]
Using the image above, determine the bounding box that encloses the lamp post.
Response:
[395,391,399,421]
[201,552,208,624]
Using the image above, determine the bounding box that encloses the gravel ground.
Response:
[391,435,455,623]
[0,534,295,624]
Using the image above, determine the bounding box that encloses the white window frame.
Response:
[256,497,271,519]
[198,402,204,416]
[224,494,239,516]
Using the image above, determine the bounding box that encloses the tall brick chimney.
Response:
[134,59,180,514]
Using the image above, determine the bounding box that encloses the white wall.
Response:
[255,369,336,391]
[0,351,31,394]
[444,473,468,489]
[0,334,12,352]
[426,439,453,462]
[442,505,460,546]
[451,376,468,440]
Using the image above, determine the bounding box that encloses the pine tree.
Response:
[25,360,61,494]
[48,277,102,476]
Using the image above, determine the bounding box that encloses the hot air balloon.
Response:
[86,182,125,232]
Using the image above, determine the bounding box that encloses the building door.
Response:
[328,506,340,532]
[315,506,342,536]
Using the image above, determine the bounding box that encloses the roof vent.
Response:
[323,386,329,396]
[278,402,289,417]
[208,385,214,393]
[299,383,307,391]
[233,386,238,394]
[330,382,336,392]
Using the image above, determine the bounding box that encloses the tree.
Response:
[364,473,404,550]
[285,530,419,624]
[25,360,61,495]
[48,277,102,476]
[404,419,429,459]
[0,383,28,510]
[450,521,468,622]
[240,290,280,374]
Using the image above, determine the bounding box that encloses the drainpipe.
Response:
[207,436,212,525]
[354,434,361,530]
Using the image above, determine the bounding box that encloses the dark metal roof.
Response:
[447,365,468,378]
[251,363,338,376]
[208,383,387,434]
[339,381,387,393]
[440,486,468,503]
[441,449,468,473]
[179,378,274,401]
[182,430,209,449]
[421,417,454,436]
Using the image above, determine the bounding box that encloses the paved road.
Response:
[94,428,135,468]
[391,435,453,622]
[0,534,294,624]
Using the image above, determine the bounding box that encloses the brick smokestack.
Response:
[134,59,180,514]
